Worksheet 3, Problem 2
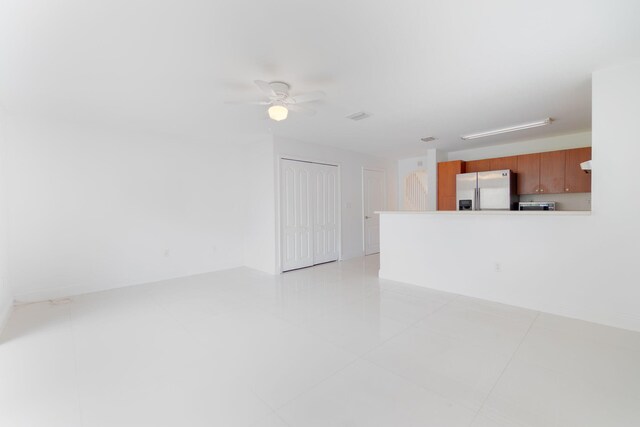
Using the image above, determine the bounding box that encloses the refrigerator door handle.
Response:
[476,187,480,211]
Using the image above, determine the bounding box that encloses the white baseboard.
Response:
[12,264,250,304]
[378,271,640,333]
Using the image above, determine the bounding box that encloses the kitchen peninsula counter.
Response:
[377,209,597,330]
[377,210,591,216]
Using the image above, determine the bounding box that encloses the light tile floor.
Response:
[1,255,639,426]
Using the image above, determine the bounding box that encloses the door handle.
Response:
[365,216,371,219]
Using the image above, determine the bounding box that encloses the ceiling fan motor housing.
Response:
[269,81,291,99]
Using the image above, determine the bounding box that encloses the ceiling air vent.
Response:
[346,111,371,121]
[420,136,436,143]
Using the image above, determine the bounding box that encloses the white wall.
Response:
[446,131,592,161]
[380,61,640,332]
[396,149,444,211]
[431,149,448,210]
[4,117,250,302]
[397,155,428,209]
[0,117,13,332]
[274,136,397,264]
[243,137,277,274]
[0,120,398,302]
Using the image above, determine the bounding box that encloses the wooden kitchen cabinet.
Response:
[564,147,592,193]
[437,160,465,211]
[539,150,566,194]
[490,156,518,172]
[515,148,591,195]
[464,159,492,173]
[436,147,590,207]
[516,153,541,195]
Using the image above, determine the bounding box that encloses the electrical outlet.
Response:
[164,249,170,257]
[494,262,502,272]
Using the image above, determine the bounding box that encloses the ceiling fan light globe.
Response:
[268,105,288,121]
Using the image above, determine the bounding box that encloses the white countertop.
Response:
[377,210,591,216]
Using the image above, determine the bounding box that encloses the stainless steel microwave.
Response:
[518,201,556,211]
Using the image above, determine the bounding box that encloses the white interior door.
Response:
[313,163,339,264]
[281,159,314,271]
[363,169,386,255]
[281,159,340,271]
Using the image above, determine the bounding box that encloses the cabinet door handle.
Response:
[565,188,569,192]
[540,188,544,192]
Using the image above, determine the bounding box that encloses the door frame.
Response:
[276,155,342,273]
[361,167,387,254]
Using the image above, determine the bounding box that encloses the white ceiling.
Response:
[1,0,639,158]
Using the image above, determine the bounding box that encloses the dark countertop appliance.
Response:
[518,201,556,211]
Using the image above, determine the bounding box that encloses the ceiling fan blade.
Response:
[287,104,316,116]
[225,100,271,105]
[289,91,325,104]
[254,80,276,97]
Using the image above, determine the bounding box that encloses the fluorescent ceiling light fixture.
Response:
[461,118,552,140]
[268,104,288,121]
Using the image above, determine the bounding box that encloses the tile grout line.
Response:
[67,302,85,427]
[270,276,454,416]
[144,272,377,420]
[298,288,461,364]
[271,352,363,414]
[355,296,503,417]
[143,288,295,421]
[267,411,294,427]
[467,311,542,426]
[271,294,463,420]
[358,300,543,421]
[357,293,462,359]
[68,287,278,427]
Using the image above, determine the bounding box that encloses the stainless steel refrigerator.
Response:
[456,170,518,211]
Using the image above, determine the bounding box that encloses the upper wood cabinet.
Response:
[437,160,465,211]
[465,159,492,173]
[515,153,541,195]
[436,147,591,207]
[565,147,592,193]
[539,150,566,194]
[514,148,591,195]
[490,156,518,172]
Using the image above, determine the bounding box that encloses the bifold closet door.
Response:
[281,159,339,271]
[313,163,339,264]
[281,159,314,271]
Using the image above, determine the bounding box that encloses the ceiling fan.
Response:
[228,80,325,121]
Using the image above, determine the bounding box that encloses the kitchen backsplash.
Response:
[519,192,591,211]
